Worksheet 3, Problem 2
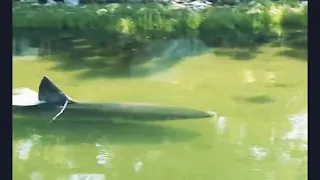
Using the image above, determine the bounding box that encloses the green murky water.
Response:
[13,34,307,180]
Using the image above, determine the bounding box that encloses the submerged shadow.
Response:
[233,95,274,104]
[13,116,200,145]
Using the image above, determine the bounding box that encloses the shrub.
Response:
[12,2,307,47]
[280,4,307,48]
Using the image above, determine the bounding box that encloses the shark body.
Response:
[13,76,214,122]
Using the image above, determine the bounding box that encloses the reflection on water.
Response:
[95,140,113,166]
[16,134,42,160]
[130,38,211,80]
[12,33,212,81]
[281,111,308,170]
[284,112,308,142]
[216,116,227,134]
[68,174,106,180]
[13,37,39,57]
[251,146,268,161]
[30,171,43,180]
[133,160,143,173]
[14,111,307,179]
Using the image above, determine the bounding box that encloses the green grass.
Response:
[13,2,307,47]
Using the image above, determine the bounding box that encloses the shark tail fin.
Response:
[38,75,74,105]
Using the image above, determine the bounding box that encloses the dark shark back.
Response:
[38,76,73,105]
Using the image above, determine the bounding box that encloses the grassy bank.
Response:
[13,2,307,47]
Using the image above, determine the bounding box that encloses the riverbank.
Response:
[13,2,307,47]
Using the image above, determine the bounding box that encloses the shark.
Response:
[13,76,215,122]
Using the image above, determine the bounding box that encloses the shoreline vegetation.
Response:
[13,1,307,48]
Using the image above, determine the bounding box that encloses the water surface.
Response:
[13,33,307,180]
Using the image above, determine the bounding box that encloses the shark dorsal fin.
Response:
[38,76,72,105]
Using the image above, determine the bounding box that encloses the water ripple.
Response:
[95,138,113,166]
[217,116,227,134]
[68,173,105,180]
[30,171,43,180]
[250,146,268,161]
[16,134,42,161]
[283,112,308,142]
[133,160,144,173]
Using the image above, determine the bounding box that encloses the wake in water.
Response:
[13,88,43,106]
